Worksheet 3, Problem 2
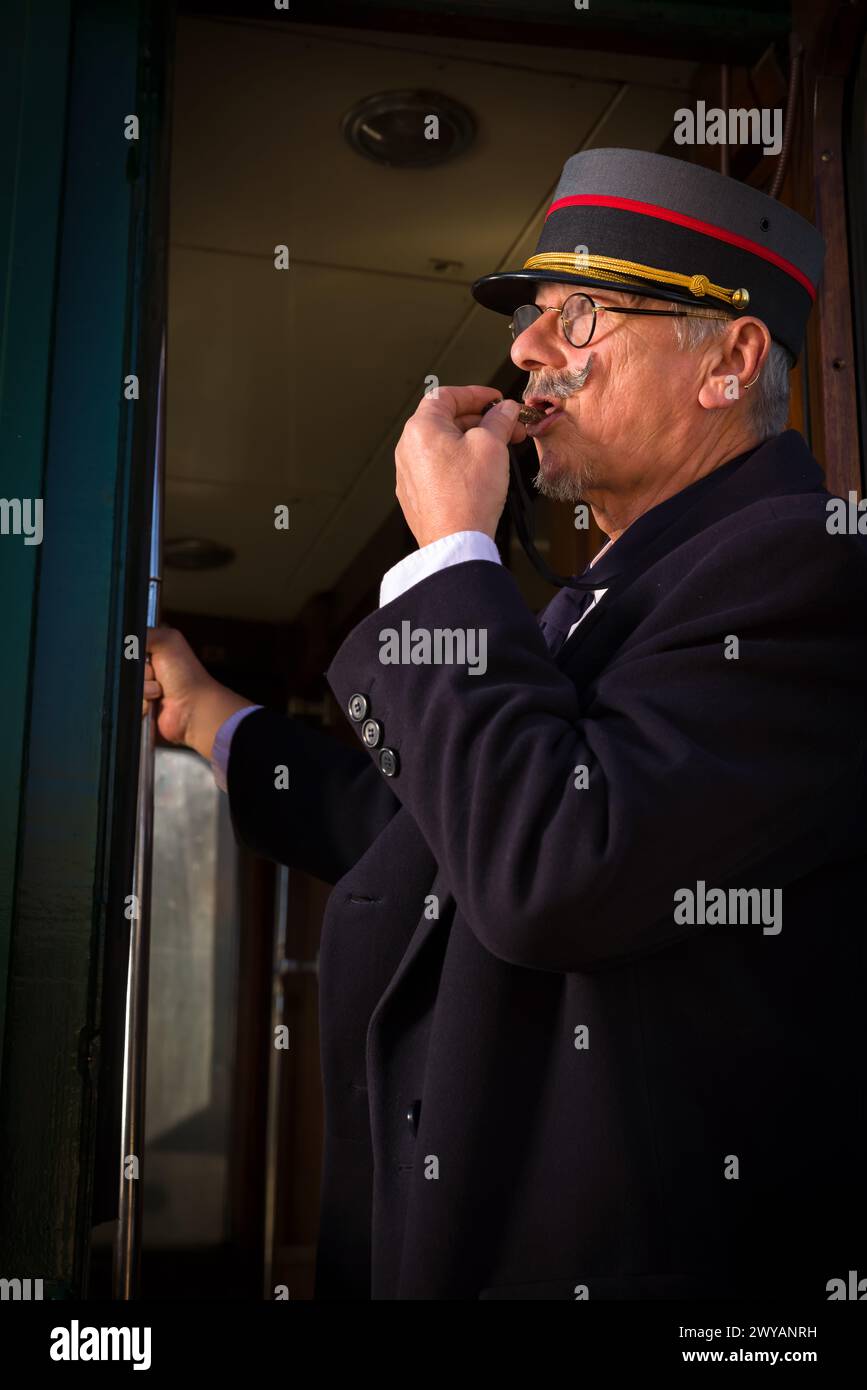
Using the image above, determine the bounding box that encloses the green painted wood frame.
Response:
[0,0,173,1296]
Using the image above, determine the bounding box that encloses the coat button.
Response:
[379,747,400,777]
[361,718,383,748]
[348,693,369,722]
[406,1099,421,1133]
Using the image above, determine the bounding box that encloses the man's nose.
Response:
[510,313,569,374]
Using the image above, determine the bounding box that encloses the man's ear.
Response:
[697,318,770,410]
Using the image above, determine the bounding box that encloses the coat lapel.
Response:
[554,431,826,684]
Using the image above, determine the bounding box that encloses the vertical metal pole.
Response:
[262,858,319,1298]
[263,864,290,1299]
[113,328,165,1299]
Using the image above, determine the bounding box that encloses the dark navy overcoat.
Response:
[227,430,867,1300]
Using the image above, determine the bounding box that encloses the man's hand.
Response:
[142,625,255,762]
[395,386,525,549]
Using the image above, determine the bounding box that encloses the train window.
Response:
[143,747,241,1248]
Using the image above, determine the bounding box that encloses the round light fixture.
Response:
[163,537,236,571]
[341,89,476,168]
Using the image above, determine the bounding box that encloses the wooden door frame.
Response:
[793,0,866,497]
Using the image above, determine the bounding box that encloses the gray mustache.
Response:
[526,352,594,403]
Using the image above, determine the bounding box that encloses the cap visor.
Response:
[470,269,730,316]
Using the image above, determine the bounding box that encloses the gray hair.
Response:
[671,310,793,440]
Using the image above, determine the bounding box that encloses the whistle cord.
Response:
[506,446,580,590]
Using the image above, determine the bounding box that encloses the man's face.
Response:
[509,283,702,503]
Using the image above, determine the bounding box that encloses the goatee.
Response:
[533,456,599,503]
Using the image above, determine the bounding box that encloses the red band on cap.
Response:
[546,194,816,299]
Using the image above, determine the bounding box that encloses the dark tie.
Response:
[537,585,595,656]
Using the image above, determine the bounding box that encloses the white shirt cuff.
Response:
[379,531,502,607]
[211,704,262,792]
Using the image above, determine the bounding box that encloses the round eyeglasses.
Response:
[509,292,733,349]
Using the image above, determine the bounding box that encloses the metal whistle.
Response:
[481,399,544,425]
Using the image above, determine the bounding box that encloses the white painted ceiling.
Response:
[165,14,696,619]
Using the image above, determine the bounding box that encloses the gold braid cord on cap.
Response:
[523,252,750,309]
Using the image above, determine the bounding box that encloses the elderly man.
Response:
[146,149,867,1301]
